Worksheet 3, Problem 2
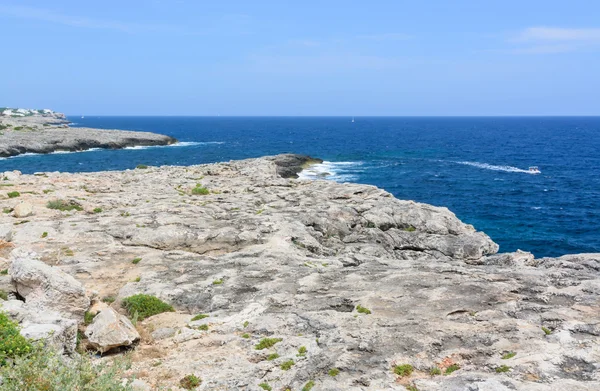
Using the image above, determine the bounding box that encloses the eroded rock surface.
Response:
[0,155,598,390]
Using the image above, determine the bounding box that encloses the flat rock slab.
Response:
[0,155,598,390]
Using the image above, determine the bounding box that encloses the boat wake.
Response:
[456,161,539,174]
[298,161,363,182]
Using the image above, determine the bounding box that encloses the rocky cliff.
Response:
[0,108,177,157]
[0,155,598,391]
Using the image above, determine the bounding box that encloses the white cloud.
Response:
[511,27,600,53]
[518,27,600,42]
[0,5,188,34]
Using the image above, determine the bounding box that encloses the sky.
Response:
[1,1,599,116]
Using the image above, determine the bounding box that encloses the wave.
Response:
[298,161,363,182]
[123,141,224,150]
[456,161,539,174]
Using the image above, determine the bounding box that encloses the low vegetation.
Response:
[192,184,209,195]
[131,257,142,264]
[542,326,552,335]
[191,314,209,321]
[328,368,340,377]
[267,353,279,361]
[258,383,272,391]
[0,312,33,364]
[255,337,282,350]
[393,364,413,377]
[0,346,133,390]
[302,381,315,391]
[280,359,295,370]
[7,191,20,198]
[136,164,149,169]
[502,351,516,359]
[297,346,307,357]
[356,304,372,314]
[93,207,103,213]
[179,374,201,389]
[101,295,116,304]
[430,367,442,375]
[0,290,8,301]
[445,364,460,375]
[121,294,174,321]
[495,365,511,373]
[46,199,83,211]
[83,311,95,325]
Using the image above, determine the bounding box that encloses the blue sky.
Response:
[1,1,599,115]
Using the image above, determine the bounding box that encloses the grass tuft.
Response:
[328,368,340,377]
[501,351,516,360]
[495,365,511,373]
[7,191,20,198]
[255,337,282,350]
[393,364,413,377]
[121,294,174,321]
[280,359,294,371]
[47,199,82,211]
[356,304,371,314]
[191,314,209,321]
[179,374,201,389]
[444,364,460,375]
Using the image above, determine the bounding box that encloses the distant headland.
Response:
[0,107,177,157]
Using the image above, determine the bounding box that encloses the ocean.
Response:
[1,116,599,258]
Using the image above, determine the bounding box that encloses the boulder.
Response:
[13,202,33,218]
[9,248,90,319]
[85,307,140,353]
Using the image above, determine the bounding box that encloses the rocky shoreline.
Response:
[0,154,598,390]
[0,108,177,157]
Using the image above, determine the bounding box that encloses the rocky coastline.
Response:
[0,154,598,390]
[0,108,177,157]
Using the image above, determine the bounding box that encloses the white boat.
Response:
[528,166,541,174]
[351,116,355,123]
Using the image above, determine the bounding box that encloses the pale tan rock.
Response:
[13,202,33,218]
[85,307,140,353]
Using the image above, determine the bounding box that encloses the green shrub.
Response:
[0,269,7,275]
[0,290,7,301]
[179,374,201,389]
[495,365,511,373]
[41,232,48,238]
[297,346,307,357]
[445,364,460,375]
[403,226,416,232]
[0,346,133,390]
[2,208,13,213]
[0,312,32,364]
[191,314,209,321]
[136,164,148,169]
[121,294,174,321]
[101,296,116,304]
[212,278,223,285]
[280,359,294,370]
[393,364,413,377]
[430,367,442,375]
[131,257,142,265]
[83,311,95,325]
[243,320,249,328]
[542,326,552,335]
[7,191,20,198]
[302,380,315,391]
[92,207,102,213]
[196,324,208,331]
[192,185,209,195]
[255,337,282,350]
[46,199,82,211]
[267,353,279,361]
[406,385,419,391]
[356,305,371,314]
[258,383,272,391]
[328,368,340,377]
[241,333,250,339]
[501,351,516,360]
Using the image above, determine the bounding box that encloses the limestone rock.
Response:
[13,202,33,218]
[85,307,140,353]
[9,248,90,319]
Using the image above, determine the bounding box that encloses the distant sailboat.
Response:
[81,115,85,119]
[351,116,355,123]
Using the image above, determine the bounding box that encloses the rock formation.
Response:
[0,108,177,157]
[0,154,598,390]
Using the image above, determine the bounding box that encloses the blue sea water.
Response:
[1,116,599,258]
